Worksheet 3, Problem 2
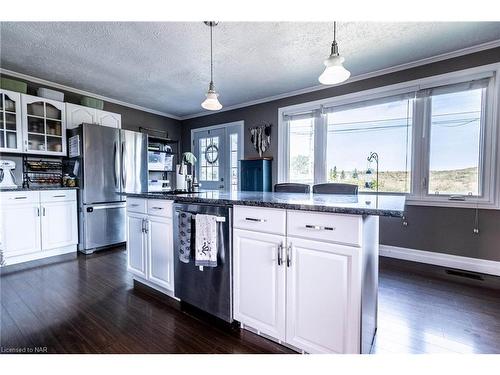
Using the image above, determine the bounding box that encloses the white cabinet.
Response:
[126,212,147,278]
[65,103,121,130]
[21,94,67,156]
[233,205,375,354]
[0,190,77,265]
[96,109,121,129]
[233,229,286,340]
[285,237,360,354]
[147,215,174,290]
[41,200,78,251]
[0,89,23,153]
[0,200,41,257]
[65,103,96,129]
[126,198,174,294]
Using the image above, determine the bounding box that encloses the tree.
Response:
[330,166,338,180]
[352,168,359,179]
[340,170,346,179]
[291,155,310,176]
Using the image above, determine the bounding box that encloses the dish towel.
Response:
[178,211,192,263]
[195,214,218,267]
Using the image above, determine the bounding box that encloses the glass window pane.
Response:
[46,103,61,120]
[27,102,45,117]
[5,113,16,131]
[326,98,413,193]
[428,89,482,196]
[289,118,314,184]
[27,116,45,134]
[4,94,16,112]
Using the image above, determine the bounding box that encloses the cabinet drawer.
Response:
[126,197,147,213]
[1,191,39,205]
[147,199,173,217]
[287,210,362,247]
[233,205,286,235]
[40,190,76,202]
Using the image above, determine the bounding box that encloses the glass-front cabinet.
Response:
[0,89,23,153]
[21,94,66,156]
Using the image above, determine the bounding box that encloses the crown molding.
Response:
[0,68,182,121]
[179,39,500,120]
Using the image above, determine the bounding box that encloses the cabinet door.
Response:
[41,201,78,250]
[285,237,361,354]
[96,110,121,129]
[0,89,23,153]
[0,203,41,257]
[126,212,147,278]
[233,229,286,341]
[21,94,67,156]
[146,215,174,291]
[66,103,96,129]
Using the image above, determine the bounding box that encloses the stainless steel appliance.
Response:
[68,123,147,254]
[173,202,233,322]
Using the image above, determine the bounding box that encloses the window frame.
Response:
[278,63,500,209]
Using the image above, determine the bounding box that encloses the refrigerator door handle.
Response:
[113,141,119,190]
[121,141,126,189]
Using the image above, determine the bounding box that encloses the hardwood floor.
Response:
[1,247,499,354]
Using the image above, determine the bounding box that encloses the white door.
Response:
[41,201,78,250]
[96,110,121,129]
[233,229,286,341]
[146,215,174,291]
[285,237,361,354]
[0,203,41,257]
[126,212,147,278]
[0,89,23,153]
[65,103,96,129]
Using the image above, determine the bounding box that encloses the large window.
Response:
[326,96,413,193]
[278,67,498,208]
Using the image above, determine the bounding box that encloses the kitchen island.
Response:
[122,190,405,354]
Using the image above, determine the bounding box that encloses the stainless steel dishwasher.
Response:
[173,202,233,322]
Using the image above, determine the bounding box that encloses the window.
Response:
[326,95,413,193]
[199,136,219,182]
[427,84,486,197]
[278,66,498,208]
[230,133,239,192]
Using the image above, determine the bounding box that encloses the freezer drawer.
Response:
[81,203,126,252]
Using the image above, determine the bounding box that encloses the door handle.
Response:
[277,243,283,266]
[36,207,40,217]
[121,142,126,188]
[42,207,46,216]
[143,219,149,234]
[286,243,292,267]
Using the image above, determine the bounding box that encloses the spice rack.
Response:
[22,155,63,188]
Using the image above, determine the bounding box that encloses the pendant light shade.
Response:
[319,22,350,85]
[201,21,223,111]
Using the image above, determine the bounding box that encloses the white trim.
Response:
[380,245,500,277]
[0,68,182,121]
[181,40,500,120]
[3,245,76,266]
[190,120,245,152]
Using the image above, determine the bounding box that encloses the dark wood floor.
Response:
[1,247,499,354]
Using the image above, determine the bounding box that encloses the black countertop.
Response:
[0,186,79,192]
[122,190,405,217]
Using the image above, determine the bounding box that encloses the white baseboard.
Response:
[380,245,500,277]
[3,245,76,266]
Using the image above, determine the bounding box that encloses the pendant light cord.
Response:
[333,21,336,43]
[210,24,214,85]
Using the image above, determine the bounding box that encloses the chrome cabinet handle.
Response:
[36,207,40,217]
[305,224,336,231]
[129,203,139,207]
[277,243,283,266]
[144,219,149,234]
[286,244,292,267]
[42,207,46,216]
[245,217,266,223]
[152,207,164,210]
[53,195,66,198]
[14,196,27,200]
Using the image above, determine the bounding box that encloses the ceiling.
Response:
[1,22,500,119]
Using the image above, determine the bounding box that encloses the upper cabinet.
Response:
[66,103,121,130]
[21,94,67,156]
[0,89,23,153]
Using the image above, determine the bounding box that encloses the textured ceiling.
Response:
[1,22,500,118]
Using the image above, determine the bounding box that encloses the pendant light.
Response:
[318,21,351,85]
[201,21,223,111]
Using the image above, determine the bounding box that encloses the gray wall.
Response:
[181,47,500,262]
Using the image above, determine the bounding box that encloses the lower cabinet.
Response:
[233,229,286,341]
[126,201,174,294]
[285,237,360,354]
[0,190,78,265]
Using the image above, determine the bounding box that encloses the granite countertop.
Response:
[122,190,405,217]
[0,186,79,192]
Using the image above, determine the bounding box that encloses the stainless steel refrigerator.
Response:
[68,123,147,254]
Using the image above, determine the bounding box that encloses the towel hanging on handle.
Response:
[195,214,218,267]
